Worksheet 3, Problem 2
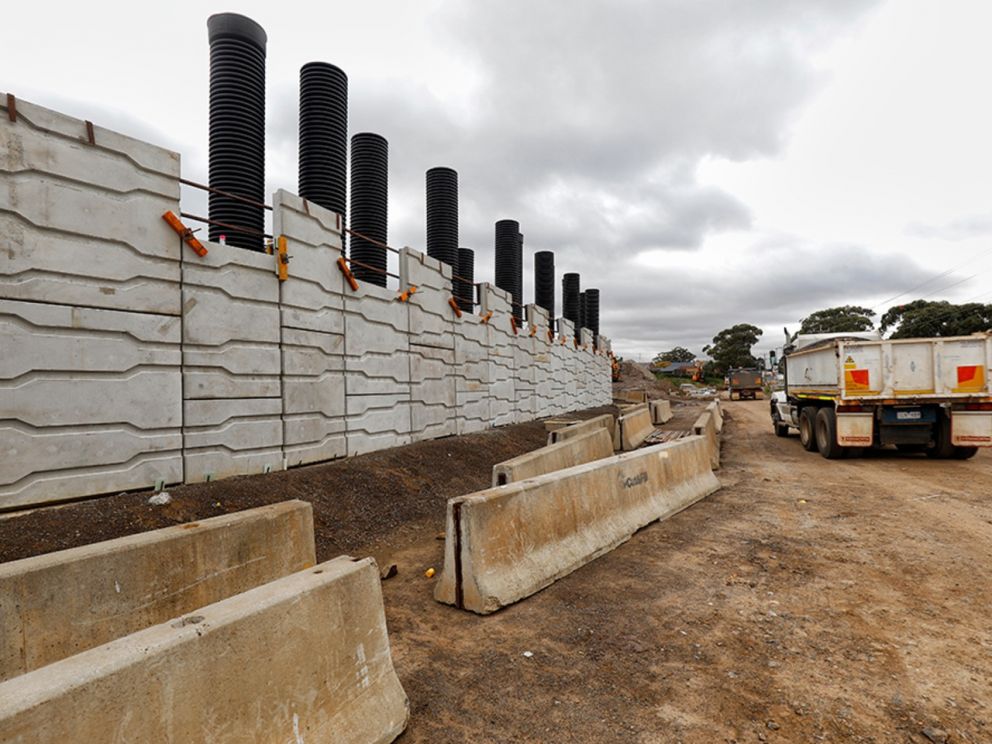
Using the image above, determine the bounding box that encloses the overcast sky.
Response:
[4,0,991,360]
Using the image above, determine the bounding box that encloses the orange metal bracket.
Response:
[510,316,519,335]
[529,325,537,337]
[397,285,418,302]
[560,336,567,346]
[276,235,289,281]
[448,297,463,318]
[337,256,359,291]
[547,329,554,343]
[480,311,494,324]
[162,211,207,257]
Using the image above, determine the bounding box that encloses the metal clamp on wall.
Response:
[480,311,494,324]
[337,256,359,291]
[396,286,418,302]
[162,211,208,257]
[448,297,463,318]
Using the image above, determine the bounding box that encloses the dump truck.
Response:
[770,332,992,459]
[727,368,763,400]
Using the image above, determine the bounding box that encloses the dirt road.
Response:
[381,400,992,742]
[3,399,990,742]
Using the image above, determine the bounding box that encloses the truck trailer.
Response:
[770,332,992,459]
[728,368,763,400]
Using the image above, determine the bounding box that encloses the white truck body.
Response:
[772,332,992,456]
[786,334,991,401]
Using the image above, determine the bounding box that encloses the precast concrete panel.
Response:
[402,249,457,441]
[181,241,283,482]
[0,300,182,509]
[0,96,183,509]
[0,94,181,315]
[527,304,554,417]
[481,284,516,426]
[273,190,347,466]
[343,279,412,453]
[452,312,491,435]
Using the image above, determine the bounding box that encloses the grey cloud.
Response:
[906,215,992,242]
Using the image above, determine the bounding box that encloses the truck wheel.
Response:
[952,446,978,460]
[926,414,955,459]
[815,407,845,459]
[799,408,818,452]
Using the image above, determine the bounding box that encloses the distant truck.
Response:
[770,332,992,459]
[727,368,762,400]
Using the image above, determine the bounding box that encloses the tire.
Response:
[952,446,978,460]
[926,414,955,459]
[775,421,789,437]
[815,407,845,459]
[799,408,818,452]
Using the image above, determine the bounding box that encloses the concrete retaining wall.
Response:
[616,403,654,451]
[0,501,315,682]
[436,436,721,614]
[0,555,408,743]
[492,428,614,486]
[650,399,673,425]
[0,95,611,509]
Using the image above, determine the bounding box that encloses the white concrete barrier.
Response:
[493,428,614,486]
[0,556,409,743]
[706,400,724,433]
[650,399,673,425]
[693,410,720,469]
[0,501,315,682]
[616,403,653,451]
[547,413,615,445]
[435,436,720,614]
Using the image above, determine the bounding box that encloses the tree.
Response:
[702,323,762,373]
[653,346,695,365]
[879,300,992,339]
[799,305,875,334]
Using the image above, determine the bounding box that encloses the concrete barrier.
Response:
[543,418,578,432]
[693,410,720,469]
[548,413,615,445]
[616,403,654,451]
[706,400,724,433]
[493,428,614,486]
[0,501,315,682]
[435,436,720,614]
[616,390,648,404]
[0,555,409,743]
[650,398,673,425]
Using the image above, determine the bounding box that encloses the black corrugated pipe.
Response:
[349,132,388,286]
[514,231,524,322]
[456,247,475,312]
[207,13,266,251]
[426,167,458,268]
[562,272,580,326]
[579,290,587,332]
[534,250,555,330]
[585,288,600,345]
[299,62,348,221]
[495,219,519,317]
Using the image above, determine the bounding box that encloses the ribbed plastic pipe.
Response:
[495,220,523,321]
[456,247,475,312]
[299,62,348,221]
[534,250,555,319]
[349,132,388,286]
[585,288,600,339]
[207,13,266,251]
[579,291,587,332]
[562,272,580,326]
[426,167,458,269]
